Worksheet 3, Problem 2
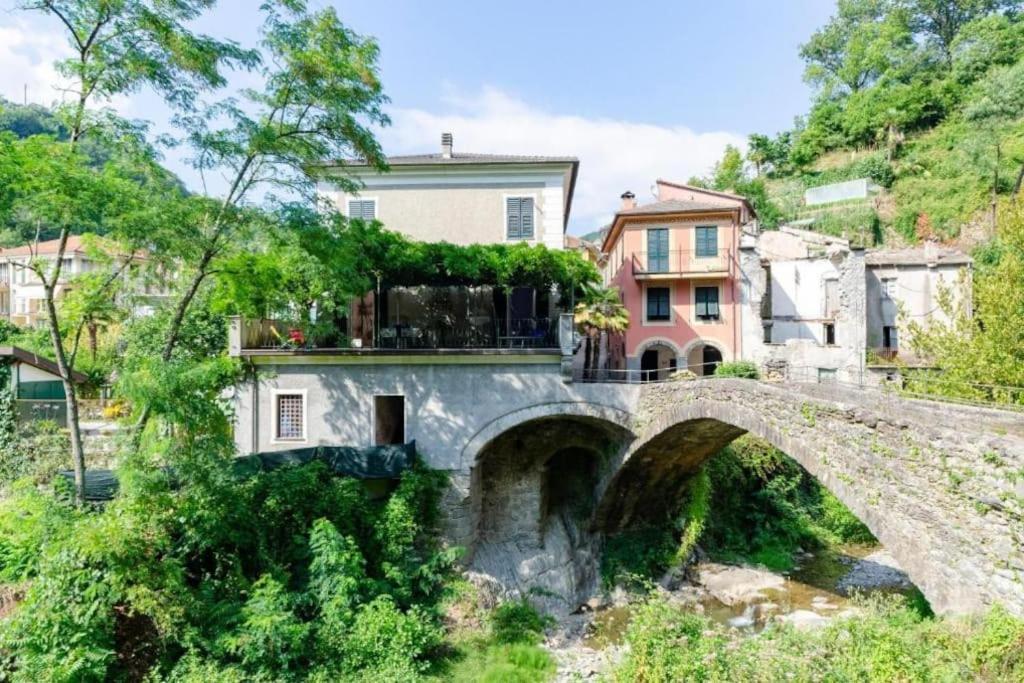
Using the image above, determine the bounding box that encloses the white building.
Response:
[0,236,168,327]
[319,132,578,250]
[741,227,866,384]
[865,244,972,363]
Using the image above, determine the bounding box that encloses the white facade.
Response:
[318,134,577,250]
[740,227,867,384]
[0,238,171,328]
[865,245,972,362]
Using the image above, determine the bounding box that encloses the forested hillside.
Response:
[696,0,1024,245]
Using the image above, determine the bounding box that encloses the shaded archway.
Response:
[466,413,632,610]
[640,342,677,382]
[682,339,724,376]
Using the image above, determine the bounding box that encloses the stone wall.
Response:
[594,379,1024,616]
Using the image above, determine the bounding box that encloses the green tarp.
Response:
[59,441,416,501]
[231,442,416,479]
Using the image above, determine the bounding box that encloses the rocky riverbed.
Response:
[545,545,914,681]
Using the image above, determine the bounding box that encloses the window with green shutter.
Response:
[646,287,670,321]
[647,228,669,272]
[506,197,535,240]
[347,199,376,220]
[695,286,720,321]
[695,226,718,258]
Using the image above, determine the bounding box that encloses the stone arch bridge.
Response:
[232,353,1024,617]
[450,377,1024,617]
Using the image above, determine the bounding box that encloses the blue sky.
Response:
[0,0,836,232]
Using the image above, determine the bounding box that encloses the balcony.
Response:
[631,249,733,280]
[231,314,571,355]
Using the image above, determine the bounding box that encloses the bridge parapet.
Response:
[590,378,1024,616]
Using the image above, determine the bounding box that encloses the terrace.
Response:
[230,285,574,355]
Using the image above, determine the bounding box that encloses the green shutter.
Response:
[507,197,534,240]
[696,226,718,257]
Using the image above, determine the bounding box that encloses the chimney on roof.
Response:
[441,132,453,159]
[620,191,636,211]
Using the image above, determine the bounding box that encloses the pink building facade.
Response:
[600,180,754,379]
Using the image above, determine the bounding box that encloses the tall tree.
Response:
[16,0,254,503]
[902,0,1023,63]
[711,145,745,192]
[130,1,390,438]
[801,0,913,94]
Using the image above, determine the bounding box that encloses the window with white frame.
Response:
[347,198,376,220]
[506,197,535,240]
[881,277,898,299]
[645,286,671,322]
[275,393,305,441]
[695,286,720,321]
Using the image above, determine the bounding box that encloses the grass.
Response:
[612,595,1024,682]
[437,639,555,683]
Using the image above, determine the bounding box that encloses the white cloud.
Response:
[384,87,746,234]
[0,19,72,107]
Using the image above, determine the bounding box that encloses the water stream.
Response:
[581,543,914,649]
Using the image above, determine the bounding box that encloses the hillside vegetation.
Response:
[693,1,1024,245]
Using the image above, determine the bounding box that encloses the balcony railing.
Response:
[236,316,559,352]
[631,249,733,279]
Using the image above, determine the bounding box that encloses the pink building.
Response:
[600,180,755,379]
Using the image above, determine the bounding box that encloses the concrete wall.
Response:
[740,243,866,383]
[805,178,877,206]
[865,262,970,353]
[231,356,638,471]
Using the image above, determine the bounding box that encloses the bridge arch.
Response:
[462,404,634,609]
[592,379,1024,616]
[459,401,635,469]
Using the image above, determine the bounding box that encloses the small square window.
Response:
[275,393,305,441]
[882,278,898,299]
[695,286,720,321]
[818,368,837,383]
[646,287,671,321]
[506,197,535,240]
[348,199,376,220]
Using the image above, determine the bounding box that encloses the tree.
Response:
[906,202,1024,402]
[574,286,629,380]
[15,0,254,503]
[746,132,793,177]
[902,0,1023,63]
[711,145,745,192]
[130,1,390,439]
[801,0,914,94]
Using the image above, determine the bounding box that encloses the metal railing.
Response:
[631,249,734,278]
[784,364,1024,412]
[242,317,558,351]
[574,360,724,384]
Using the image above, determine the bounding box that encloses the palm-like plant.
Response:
[574,286,630,379]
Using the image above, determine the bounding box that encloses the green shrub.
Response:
[339,595,443,675]
[713,361,759,379]
[0,459,456,681]
[612,596,1024,682]
[490,599,552,645]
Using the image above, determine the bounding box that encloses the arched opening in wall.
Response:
[595,421,925,626]
[640,343,677,382]
[468,414,630,610]
[685,341,722,376]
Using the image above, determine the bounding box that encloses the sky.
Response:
[0,0,837,233]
